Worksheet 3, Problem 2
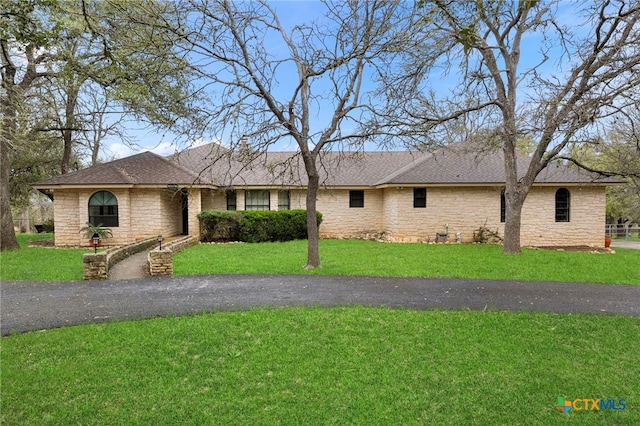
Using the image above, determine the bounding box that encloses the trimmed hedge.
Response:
[198,210,243,242]
[198,209,322,243]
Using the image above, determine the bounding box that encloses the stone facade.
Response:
[53,182,607,249]
[83,237,157,280]
[310,185,605,247]
[148,236,198,276]
[520,186,605,246]
[54,187,202,247]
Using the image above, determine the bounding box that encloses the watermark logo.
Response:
[555,397,626,414]
[555,397,572,414]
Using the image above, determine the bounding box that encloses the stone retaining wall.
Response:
[83,237,158,280]
[148,236,198,276]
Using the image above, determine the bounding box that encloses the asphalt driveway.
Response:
[2,275,639,336]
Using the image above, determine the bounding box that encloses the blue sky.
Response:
[104,1,593,160]
[104,1,329,159]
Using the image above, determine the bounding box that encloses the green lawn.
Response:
[174,239,640,285]
[2,235,638,284]
[0,233,90,281]
[2,234,639,424]
[2,308,638,425]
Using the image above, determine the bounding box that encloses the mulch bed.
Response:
[27,239,56,248]
[528,245,612,253]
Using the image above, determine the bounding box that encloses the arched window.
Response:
[89,191,119,227]
[555,188,570,222]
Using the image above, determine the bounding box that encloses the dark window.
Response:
[88,191,118,227]
[245,190,270,210]
[413,188,427,208]
[500,189,506,223]
[349,190,364,208]
[226,190,237,210]
[278,190,290,210]
[555,188,570,222]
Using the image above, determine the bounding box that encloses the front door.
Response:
[181,189,189,235]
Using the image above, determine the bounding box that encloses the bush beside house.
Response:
[198,210,322,243]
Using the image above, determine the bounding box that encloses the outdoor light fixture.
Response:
[158,235,163,250]
[92,235,100,254]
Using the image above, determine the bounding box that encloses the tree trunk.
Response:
[502,192,524,254]
[60,84,79,174]
[501,143,530,254]
[304,170,321,269]
[1,86,20,251]
[1,131,20,252]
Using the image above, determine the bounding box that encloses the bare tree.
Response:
[165,0,413,268]
[76,83,133,166]
[38,73,134,169]
[1,0,196,251]
[379,0,640,253]
[568,116,640,224]
[1,1,63,251]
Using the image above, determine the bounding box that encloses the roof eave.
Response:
[32,183,216,190]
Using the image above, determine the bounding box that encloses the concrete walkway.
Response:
[611,240,640,250]
[2,275,639,335]
[108,248,152,280]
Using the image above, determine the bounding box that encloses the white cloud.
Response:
[106,142,137,159]
[148,141,178,157]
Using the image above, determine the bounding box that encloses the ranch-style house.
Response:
[33,142,619,248]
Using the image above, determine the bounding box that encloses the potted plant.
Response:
[80,222,113,247]
[605,235,612,248]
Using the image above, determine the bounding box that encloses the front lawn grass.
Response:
[2,308,638,425]
[0,233,89,281]
[2,235,638,284]
[175,239,640,285]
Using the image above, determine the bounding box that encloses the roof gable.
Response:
[33,151,202,187]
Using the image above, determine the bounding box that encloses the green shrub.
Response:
[472,222,503,244]
[197,210,243,242]
[198,209,322,243]
[42,219,55,233]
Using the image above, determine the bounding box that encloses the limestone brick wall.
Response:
[83,237,157,280]
[289,189,306,209]
[55,188,133,247]
[148,249,174,276]
[202,189,227,210]
[128,188,163,241]
[52,190,81,246]
[236,190,246,210]
[55,187,194,247]
[148,235,198,276]
[75,188,132,246]
[520,186,606,246]
[315,185,606,247]
[54,183,608,248]
[188,188,202,238]
[379,186,505,243]
[160,188,183,236]
[315,189,384,239]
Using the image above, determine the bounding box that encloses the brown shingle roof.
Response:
[383,147,618,185]
[34,142,622,189]
[197,146,618,187]
[33,151,203,187]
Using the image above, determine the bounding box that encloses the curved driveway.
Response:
[2,274,639,336]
